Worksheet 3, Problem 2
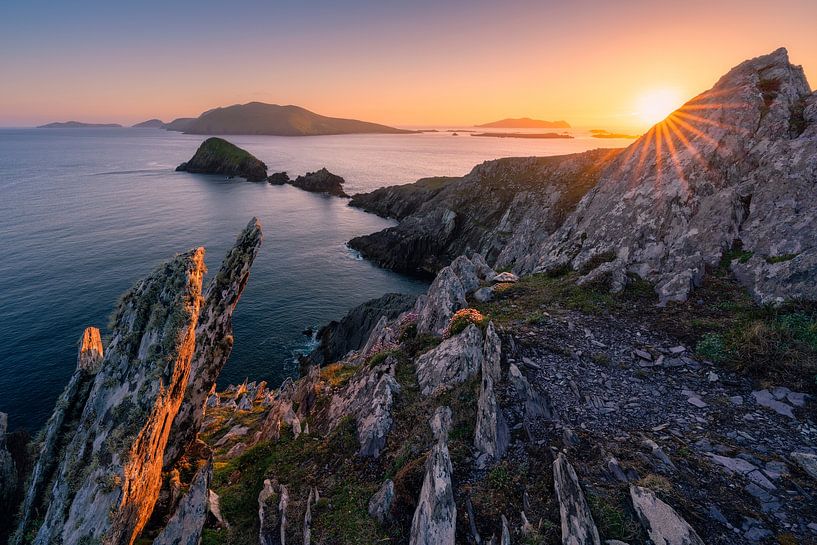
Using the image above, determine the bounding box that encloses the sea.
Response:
[0,126,632,431]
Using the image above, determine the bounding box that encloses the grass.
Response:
[473,268,817,392]
[587,490,641,543]
[206,419,388,545]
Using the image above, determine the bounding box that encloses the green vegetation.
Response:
[765,253,799,264]
[587,491,641,543]
[198,137,257,165]
[446,308,489,337]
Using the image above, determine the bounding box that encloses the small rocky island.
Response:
[176,137,268,182]
[289,168,349,197]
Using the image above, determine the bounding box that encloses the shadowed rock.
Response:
[31,248,205,545]
[290,168,348,197]
[164,217,263,467]
[153,460,212,545]
[553,453,601,545]
[259,479,288,545]
[416,324,483,396]
[12,327,104,545]
[629,485,704,545]
[410,407,456,545]
[368,480,395,524]
[474,322,509,461]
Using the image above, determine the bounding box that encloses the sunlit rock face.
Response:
[32,248,205,545]
[13,327,104,545]
[533,47,816,304]
[164,217,263,468]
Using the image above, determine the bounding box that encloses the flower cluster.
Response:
[444,308,488,338]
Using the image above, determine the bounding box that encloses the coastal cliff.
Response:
[350,48,817,305]
[4,49,817,545]
[176,138,268,182]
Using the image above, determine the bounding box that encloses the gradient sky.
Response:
[1,0,815,130]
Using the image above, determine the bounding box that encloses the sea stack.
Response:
[176,137,268,182]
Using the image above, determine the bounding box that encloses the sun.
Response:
[635,88,684,126]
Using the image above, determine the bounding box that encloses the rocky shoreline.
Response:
[1,48,816,545]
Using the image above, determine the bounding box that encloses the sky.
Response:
[1,0,816,130]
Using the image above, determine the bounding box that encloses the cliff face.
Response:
[533,47,817,304]
[351,48,816,304]
[29,248,206,545]
[176,138,268,182]
[349,150,619,276]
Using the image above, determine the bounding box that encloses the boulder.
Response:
[290,168,348,197]
[629,486,704,545]
[410,407,456,545]
[553,453,601,545]
[176,137,268,181]
[415,324,483,396]
[30,247,206,545]
[368,479,395,524]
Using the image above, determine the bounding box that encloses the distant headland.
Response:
[471,131,573,139]
[37,121,122,128]
[475,117,571,129]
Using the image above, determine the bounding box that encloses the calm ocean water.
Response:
[0,127,628,431]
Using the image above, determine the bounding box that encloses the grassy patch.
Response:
[320,362,358,388]
[587,490,641,543]
[766,253,799,264]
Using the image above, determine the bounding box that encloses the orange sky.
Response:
[1,0,815,130]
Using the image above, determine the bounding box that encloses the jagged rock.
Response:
[303,487,315,545]
[290,168,348,197]
[501,514,511,545]
[410,407,456,545]
[508,363,554,422]
[473,287,495,302]
[791,451,817,480]
[553,452,601,545]
[153,460,212,545]
[358,315,398,361]
[215,424,249,447]
[237,394,253,410]
[348,151,616,275]
[258,479,288,545]
[368,479,395,524]
[492,271,519,284]
[12,327,105,545]
[629,485,704,545]
[304,292,417,366]
[268,171,290,185]
[416,324,483,396]
[30,247,206,545]
[450,255,481,293]
[208,489,228,528]
[165,218,262,467]
[474,325,509,460]
[751,389,795,418]
[471,253,497,280]
[0,413,16,511]
[176,137,268,181]
[327,357,400,457]
[415,267,467,335]
[534,48,817,304]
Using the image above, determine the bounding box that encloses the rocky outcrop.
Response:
[304,292,417,367]
[474,322,509,461]
[290,168,349,197]
[0,413,17,518]
[415,324,483,396]
[327,357,401,457]
[164,217,263,467]
[30,247,205,545]
[176,137,268,182]
[368,480,395,524]
[348,150,618,275]
[629,486,704,545]
[259,479,288,545]
[533,48,816,304]
[12,327,104,545]
[553,453,601,545]
[414,254,488,336]
[152,460,212,545]
[268,171,290,185]
[410,407,456,545]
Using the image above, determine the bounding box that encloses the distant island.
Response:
[164,117,196,132]
[37,121,122,128]
[471,132,573,139]
[132,119,166,128]
[177,102,414,136]
[590,129,639,139]
[176,137,268,182]
[475,117,571,129]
